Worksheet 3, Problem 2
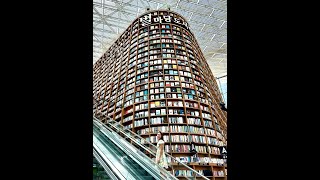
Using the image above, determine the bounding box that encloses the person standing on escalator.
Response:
[156,131,168,169]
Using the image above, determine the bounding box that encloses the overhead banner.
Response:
[139,13,190,30]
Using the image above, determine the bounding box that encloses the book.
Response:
[156,110,161,115]
[178,101,183,107]
[168,101,173,106]
[161,109,166,115]
[160,101,166,107]
[174,101,179,106]
[155,101,160,107]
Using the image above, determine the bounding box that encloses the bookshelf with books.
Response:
[93,10,227,180]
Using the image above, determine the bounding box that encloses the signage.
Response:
[219,146,227,159]
[139,13,190,30]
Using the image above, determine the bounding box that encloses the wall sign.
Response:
[139,13,190,30]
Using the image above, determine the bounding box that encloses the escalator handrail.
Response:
[93,116,210,180]
[93,146,122,180]
[94,119,177,180]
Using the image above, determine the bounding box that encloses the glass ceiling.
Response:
[93,0,227,104]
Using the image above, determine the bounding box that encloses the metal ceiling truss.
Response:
[93,0,227,77]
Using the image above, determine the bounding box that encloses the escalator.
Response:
[93,156,112,180]
[93,124,156,180]
[93,116,210,180]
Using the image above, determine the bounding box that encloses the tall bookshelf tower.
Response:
[93,10,227,180]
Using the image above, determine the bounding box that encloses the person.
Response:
[156,131,168,169]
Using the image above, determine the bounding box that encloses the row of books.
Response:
[125,94,134,101]
[123,124,132,130]
[136,67,148,75]
[168,109,184,115]
[123,115,133,123]
[150,44,161,49]
[189,126,205,134]
[164,75,179,81]
[162,48,174,53]
[136,128,149,135]
[150,109,166,116]
[150,101,166,108]
[150,88,164,94]
[150,126,168,133]
[169,144,191,152]
[150,93,165,100]
[136,84,148,91]
[135,111,148,118]
[207,137,225,146]
[213,170,225,177]
[165,82,180,87]
[135,96,148,103]
[166,87,181,93]
[190,135,206,143]
[149,65,162,71]
[182,88,196,95]
[187,118,201,125]
[185,102,199,108]
[171,135,189,142]
[170,125,188,133]
[150,82,164,88]
[136,62,148,68]
[167,100,183,107]
[167,93,183,99]
[161,39,173,43]
[179,71,192,77]
[208,146,220,154]
[136,79,148,85]
[149,49,161,54]
[149,76,164,82]
[176,50,187,55]
[135,90,148,97]
[173,170,194,177]
[195,145,207,153]
[169,117,184,124]
[162,43,174,48]
[206,128,216,136]
[150,117,166,124]
[126,87,135,95]
[186,110,200,116]
[164,64,177,69]
[164,69,178,75]
[204,120,213,128]
[181,82,194,89]
[200,105,210,112]
[180,76,193,83]
[134,119,148,127]
[202,112,212,119]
